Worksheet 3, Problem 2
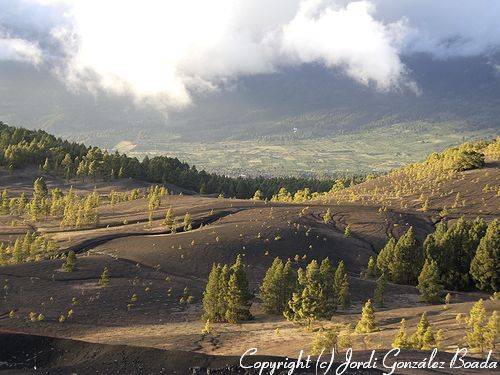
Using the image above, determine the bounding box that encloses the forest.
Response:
[0,122,360,199]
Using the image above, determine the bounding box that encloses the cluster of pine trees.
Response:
[202,255,253,323]
[0,231,58,265]
[392,312,442,350]
[259,257,350,326]
[0,122,348,199]
[109,188,141,207]
[1,178,101,228]
[146,185,168,223]
[374,218,498,302]
[268,177,364,203]
[59,188,100,228]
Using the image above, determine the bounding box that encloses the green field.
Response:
[124,122,498,177]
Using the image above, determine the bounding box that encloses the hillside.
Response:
[0,132,498,373]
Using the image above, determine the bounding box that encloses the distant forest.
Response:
[0,122,363,199]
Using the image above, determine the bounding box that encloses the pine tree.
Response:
[417,259,443,303]
[323,208,332,224]
[284,260,325,325]
[261,258,297,315]
[0,244,6,266]
[484,311,498,350]
[183,212,192,231]
[389,227,423,285]
[12,238,23,263]
[298,260,323,325]
[202,319,212,334]
[470,219,499,292]
[377,236,395,275]
[411,312,432,349]
[366,256,377,278]
[284,291,303,323]
[374,272,387,307]
[319,258,335,316]
[344,225,351,237]
[355,299,376,333]
[260,258,284,314]
[225,255,252,323]
[339,274,350,309]
[217,264,230,320]
[392,319,411,349]
[252,190,262,201]
[0,189,8,214]
[465,299,487,351]
[422,326,436,350]
[334,260,347,308]
[33,176,48,199]
[202,264,222,321]
[62,251,76,272]
[99,266,110,287]
[163,208,175,231]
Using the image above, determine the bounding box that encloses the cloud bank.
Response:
[1,0,499,109]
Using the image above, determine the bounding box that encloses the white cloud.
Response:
[279,0,408,90]
[0,30,42,64]
[43,0,410,108]
[4,0,500,109]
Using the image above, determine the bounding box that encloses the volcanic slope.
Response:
[0,141,498,373]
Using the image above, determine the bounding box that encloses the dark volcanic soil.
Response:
[0,332,383,375]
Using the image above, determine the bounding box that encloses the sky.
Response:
[1,0,499,110]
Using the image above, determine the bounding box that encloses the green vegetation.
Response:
[464,299,498,352]
[99,267,110,287]
[126,123,498,177]
[470,219,499,292]
[280,258,350,325]
[392,319,411,349]
[260,257,296,315]
[329,137,498,209]
[1,180,102,228]
[202,255,252,324]
[0,231,58,265]
[62,251,77,272]
[417,259,443,303]
[355,299,376,333]
[384,227,422,285]
[411,312,436,350]
[424,217,487,290]
[376,217,497,296]
[0,122,343,199]
[374,272,387,307]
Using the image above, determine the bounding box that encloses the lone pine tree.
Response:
[99,267,110,287]
[62,251,76,272]
[392,319,411,349]
[355,299,376,333]
[183,212,192,231]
